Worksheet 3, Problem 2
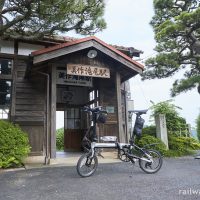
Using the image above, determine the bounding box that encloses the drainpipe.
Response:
[37,72,50,165]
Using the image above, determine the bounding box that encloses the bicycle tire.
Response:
[76,153,98,177]
[139,149,163,174]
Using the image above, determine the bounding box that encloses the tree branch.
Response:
[1,6,20,14]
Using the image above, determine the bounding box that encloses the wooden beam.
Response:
[32,39,143,75]
[115,72,124,142]
[33,41,93,64]
[50,64,57,158]
[10,57,18,119]
[0,53,29,60]
[92,41,142,74]
[0,74,12,79]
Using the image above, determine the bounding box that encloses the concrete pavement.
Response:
[23,151,121,169]
[1,156,200,200]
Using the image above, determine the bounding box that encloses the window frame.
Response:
[0,58,13,120]
[64,108,81,130]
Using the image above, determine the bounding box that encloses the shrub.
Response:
[56,128,64,150]
[135,133,200,157]
[142,125,156,137]
[0,120,30,168]
[135,134,167,155]
[150,100,188,136]
[168,134,200,156]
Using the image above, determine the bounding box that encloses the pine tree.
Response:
[0,0,106,40]
[142,0,200,96]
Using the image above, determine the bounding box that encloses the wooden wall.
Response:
[6,48,129,157]
[11,57,46,155]
[52,50,127,143]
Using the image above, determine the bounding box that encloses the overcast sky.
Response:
[57,0,200,129]
[97,0,200,128]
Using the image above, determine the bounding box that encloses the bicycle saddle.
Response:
[128,109,148,114]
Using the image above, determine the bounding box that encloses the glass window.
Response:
[0,59,12,75]
[0,58,13,120]
[0,80,12,119]
[0,80,11,105]
[67,119,75,129]
[64,108,80,129]
[67,108,74,118]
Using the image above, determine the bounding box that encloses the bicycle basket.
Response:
[133,116,145,137]
[97,111,107,123]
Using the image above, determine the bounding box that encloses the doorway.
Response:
[56,111,65,157]
[64,107,85,151]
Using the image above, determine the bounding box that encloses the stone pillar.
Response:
[155,114,169,150]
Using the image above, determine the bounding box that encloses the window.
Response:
[0,58,13,119]
[89,89,99,108]
[0,59,12,75]
[64,108,80,129]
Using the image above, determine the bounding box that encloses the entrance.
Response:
[64,107,85,151]
[56,82,95,153]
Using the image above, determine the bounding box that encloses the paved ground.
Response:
[0,157,200,200]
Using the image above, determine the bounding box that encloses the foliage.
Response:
[197,114,200,141]
[150,100,189,136]
[136,133,200,157]
[167,134,200,156]
[56,128,64,151]
[142,0,200,96]
[135,134,167,155]
[0,120,30,168]
[0,0,106,40]
[142,125,156,137]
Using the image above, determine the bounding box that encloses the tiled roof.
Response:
[32,36,144,70]
[43,35,143,57]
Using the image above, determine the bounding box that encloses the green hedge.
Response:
[167,134,200,157]
[136,131,200,157]
[56,128,64,150]
[142,126,156,137]
[135,134,167,155]
[0,120,30,168]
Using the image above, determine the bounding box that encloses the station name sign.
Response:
[56,70,93,87]
[67,64,110,78]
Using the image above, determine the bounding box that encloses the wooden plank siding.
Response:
[51,51,126,143]
[11,57,46,155]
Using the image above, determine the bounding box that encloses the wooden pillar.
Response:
[50,65,57,158]
[115,72,123,142]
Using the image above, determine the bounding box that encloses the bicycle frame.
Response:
[77,107,163,177]
[81,106,152,162]
[89,141,153,163]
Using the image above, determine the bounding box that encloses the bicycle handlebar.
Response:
[82,106,107,114]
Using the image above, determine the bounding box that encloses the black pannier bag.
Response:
[97,111,107,123]
[133,116,145,137]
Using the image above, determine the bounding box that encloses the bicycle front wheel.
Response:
[76,153,98,177]
[139,149,163,174]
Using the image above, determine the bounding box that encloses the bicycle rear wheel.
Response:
[76,153,98,177]
[139,149,163,174]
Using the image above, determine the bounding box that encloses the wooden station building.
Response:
[0,36,144,161]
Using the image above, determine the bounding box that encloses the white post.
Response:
[155,114,169,150]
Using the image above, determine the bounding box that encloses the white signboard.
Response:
[56,70,93,87]
[67,64,110,78]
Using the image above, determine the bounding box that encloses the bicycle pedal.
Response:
[98,153,104,158]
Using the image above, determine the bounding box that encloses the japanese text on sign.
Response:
[67,64,110,78]
[56,70,93,87]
